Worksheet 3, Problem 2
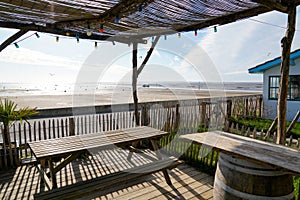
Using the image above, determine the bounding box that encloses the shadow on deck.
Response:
[0,148,214,200]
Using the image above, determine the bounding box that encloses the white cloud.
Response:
[196,9,300,82]
[0,46,82,70]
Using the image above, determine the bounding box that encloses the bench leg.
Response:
[150,139,172,185]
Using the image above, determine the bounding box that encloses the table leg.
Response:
[150,139,172,185]
[36,161,51,190]
[48,158,57,189]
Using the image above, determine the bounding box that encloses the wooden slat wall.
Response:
[0,95,264,170]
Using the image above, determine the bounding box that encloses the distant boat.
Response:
[142,84,150,88]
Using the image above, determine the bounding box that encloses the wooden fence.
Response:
[0,94,262,170]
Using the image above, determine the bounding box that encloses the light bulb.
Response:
[35,32,40,38]
[14,43,19,48]
[214,26,217,32]
[100,24,104,33]
[86,30,92,36]
[56,36,59,42]
[115,16,120,23]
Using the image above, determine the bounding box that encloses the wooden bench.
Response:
[34,156,183,200]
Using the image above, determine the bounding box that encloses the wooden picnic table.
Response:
[180,131,300,175]
[28,126,176,190]
[180,131,300,199]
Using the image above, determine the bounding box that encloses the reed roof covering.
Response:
[0,0,299,42]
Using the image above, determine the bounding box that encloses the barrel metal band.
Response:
[219,155,287,176]
[215,176,295,200]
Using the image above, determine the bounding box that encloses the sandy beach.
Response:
[1,88,261,110]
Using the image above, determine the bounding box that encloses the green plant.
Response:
[294,176,300,200]
[0,98,38,146]
[229,116,300,138]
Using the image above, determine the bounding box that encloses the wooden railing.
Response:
[0,94,262,170]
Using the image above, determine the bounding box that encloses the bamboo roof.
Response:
[0,0,299,43]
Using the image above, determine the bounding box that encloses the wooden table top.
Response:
[180,131,300,175]
[28,126,168,160]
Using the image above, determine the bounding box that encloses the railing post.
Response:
[258,96,263,118]
[141,104,150,126]
[245,98,249,117]
[69,118,75,136]
[226,100,232,119]
[201,102,206,130]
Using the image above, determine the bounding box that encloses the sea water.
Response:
[0,81,262,97]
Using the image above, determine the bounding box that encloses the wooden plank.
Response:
[180,131,300,175]
[34,157,183,200]
[28,127,169,159]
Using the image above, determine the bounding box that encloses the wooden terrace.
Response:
[0,148,214,200]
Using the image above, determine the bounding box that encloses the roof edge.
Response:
[248,48,300,74]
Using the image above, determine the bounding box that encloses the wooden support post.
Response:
[277,4,296,145]
[132,42,140,126]
[131,36,160,126]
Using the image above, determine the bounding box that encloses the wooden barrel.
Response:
[214,152,294,200]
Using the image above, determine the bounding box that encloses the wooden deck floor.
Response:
[0,148,214,200]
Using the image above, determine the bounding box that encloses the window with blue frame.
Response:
[269,75,300,101]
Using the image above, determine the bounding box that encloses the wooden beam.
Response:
[252,0,288,13]
[0,29,29,52]
[0,22,147,44]
[286,110,300,134]
[137,36,160,76]
[54,0,154,26]
[277,4,296,145]
[177,6,270,33]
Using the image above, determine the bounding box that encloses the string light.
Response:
[56,36,59,42]
[35,32,40,38]
[100,24,104,33]
[115,16,120,23]
[14,43,19,48]
[66,32,70,36]
[214,26,217,32]
[194,30,198,36]
[86,24,92,36]
[76,33,80,43]
[138,4,143,12]
[94,42,98,48]
[151,36,155,43]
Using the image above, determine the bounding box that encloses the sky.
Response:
[1,8,300,85]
